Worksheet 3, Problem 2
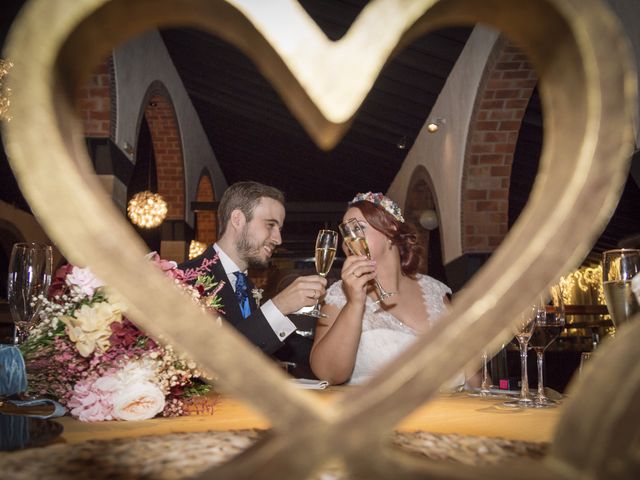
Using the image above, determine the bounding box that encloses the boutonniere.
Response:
[251,288,264,305]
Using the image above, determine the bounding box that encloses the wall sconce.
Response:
[426,117,446,133]
[419,209,439,230]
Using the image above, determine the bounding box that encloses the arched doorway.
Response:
[403,167,446,283]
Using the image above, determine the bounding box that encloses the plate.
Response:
[0,413,63,451]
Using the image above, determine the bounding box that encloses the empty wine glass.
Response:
[602,249,640,328]
[503,302,544,408]
[301,229,338,317]
[7,243,53,345]
[339,218,395,303]
[529,286,566,407]
[467,350,503,398]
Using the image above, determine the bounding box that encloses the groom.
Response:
[179,181,327,355]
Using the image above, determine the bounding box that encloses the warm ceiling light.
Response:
[127,190,168,228]
[189,240,207,259]
[426,117,446,133]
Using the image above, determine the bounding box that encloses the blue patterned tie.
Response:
[234,271,251,319]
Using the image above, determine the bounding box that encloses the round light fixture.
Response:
[127,190,168,228]
[426,117,446,133]
[188,240,207,259]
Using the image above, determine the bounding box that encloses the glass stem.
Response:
[536,349,545,400]
[480,350,490,393]
[14,325,28,346]
[519,341,530,400]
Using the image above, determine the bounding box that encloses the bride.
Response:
[310,192,464,386]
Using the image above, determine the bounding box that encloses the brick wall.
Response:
[462,38,537,252]
[196,174,216,245]
[77,60,111,137]
[144,94,185,220]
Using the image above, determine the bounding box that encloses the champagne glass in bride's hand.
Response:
[503,302,544,408]
[301,229,338,318]
[339,218,395,303]
[529,286,566,407]
[602,249,640,329]
[7,243,53,345]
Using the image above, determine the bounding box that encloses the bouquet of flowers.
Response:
[20,252,224,422]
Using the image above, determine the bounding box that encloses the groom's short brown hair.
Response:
[217,181,285,236]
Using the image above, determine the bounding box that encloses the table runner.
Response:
[0,429,547,479]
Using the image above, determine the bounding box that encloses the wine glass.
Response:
[339,218,395,303]
[503,302,544,408]
[7,243,53,345]
[529,286,566,407]
[602,249,640,328]
[301,230,338,317]
[467,349,504,398]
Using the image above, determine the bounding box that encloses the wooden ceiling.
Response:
[159,2,471,203]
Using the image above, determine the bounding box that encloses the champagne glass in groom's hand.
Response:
[300,229,338,318]
[7,243,53,345]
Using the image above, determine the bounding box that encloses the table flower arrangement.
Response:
[20,252,224,422]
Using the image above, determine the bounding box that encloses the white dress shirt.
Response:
[213,244,296,340]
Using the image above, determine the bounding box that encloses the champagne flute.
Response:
[503,303,544,408]
[7,243,53,345]
[339,218,395,303]
[602,249,640,328]
[301,230,338,317]
[529,286,566,407]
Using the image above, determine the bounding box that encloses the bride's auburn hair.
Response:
[350,201,424,277]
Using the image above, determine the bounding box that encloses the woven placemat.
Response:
[0,429,547,479]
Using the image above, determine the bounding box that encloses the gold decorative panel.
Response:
[2,0,637,478]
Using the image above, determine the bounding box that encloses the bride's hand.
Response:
[341,255,376,302]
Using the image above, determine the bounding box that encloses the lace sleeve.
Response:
[323,280,347,309]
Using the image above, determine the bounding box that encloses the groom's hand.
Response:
[272,275,327,315]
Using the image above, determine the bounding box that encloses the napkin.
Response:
[0,398,67,419]
[289,378,329,390]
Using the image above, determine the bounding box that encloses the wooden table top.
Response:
[54,388,561,445]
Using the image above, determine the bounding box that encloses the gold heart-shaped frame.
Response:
[3,0,637,478]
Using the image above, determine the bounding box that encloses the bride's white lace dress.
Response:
[324,274,462,386]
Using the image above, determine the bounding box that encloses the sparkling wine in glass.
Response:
[529,286,565,407]
[602,249,640,328]
[339,218,395,303]
[503,303,544,408]
[302,230,338,318]
[7,243,53,345]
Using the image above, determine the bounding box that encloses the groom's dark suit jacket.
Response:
[179,245,284,354]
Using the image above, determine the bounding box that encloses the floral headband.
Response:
[349,192,405,223]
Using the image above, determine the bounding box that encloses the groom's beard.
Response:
[236,226,273,268]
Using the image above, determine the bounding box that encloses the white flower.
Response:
[61,302,122,357]
[65,266,105,297]
[116,358,157,385]
[111,381,166,421]
[251,288,264,305]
